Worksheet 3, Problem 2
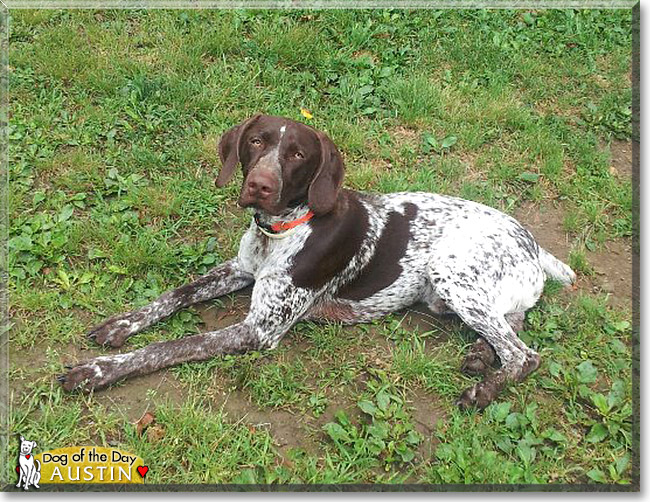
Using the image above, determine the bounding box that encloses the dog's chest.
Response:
[237,223,311,277]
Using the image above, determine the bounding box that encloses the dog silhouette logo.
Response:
[16,435,41,490]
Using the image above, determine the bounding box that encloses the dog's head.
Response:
[19,435,37,455]
[216,114,345,216]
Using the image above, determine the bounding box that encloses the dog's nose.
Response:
[247,179,273,197]
[245,170,278,199]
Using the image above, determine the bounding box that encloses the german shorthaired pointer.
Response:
[59,114,576,409]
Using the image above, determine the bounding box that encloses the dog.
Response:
[17,435,41,490]
[59,114,575,409]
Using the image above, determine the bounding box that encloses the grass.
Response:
[7,9,635,487]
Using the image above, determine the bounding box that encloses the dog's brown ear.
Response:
[308,131,345,216]
[216,114,261,187]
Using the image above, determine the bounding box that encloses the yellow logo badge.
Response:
[30,446,147,485]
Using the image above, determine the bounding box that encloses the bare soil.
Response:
[409,388,445,460]
[94,370,186,423]
[215,389,314,456]
[608,139,633,179]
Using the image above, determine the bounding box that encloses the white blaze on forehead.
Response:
[252,123,288,203]
[276,124,287,154]
[259,125,287,164]
[269,125,287,201]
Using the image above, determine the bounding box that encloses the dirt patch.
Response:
[10,341,53,373]
[60,345,186,423]
[397,303,460,341]
[93,370,186,423]
[514,203,573,262]
[9,341,68,399]
[214,389,316,457]
[194,287,252,331]
[587,239,634,310]
[608,139,633,179]
[514,202,633,310]
[388,125,419,148]
[409,388,445,461]
[10,339,187,432]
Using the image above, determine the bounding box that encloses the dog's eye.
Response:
[250,138,263,147]
[293,151,304,160]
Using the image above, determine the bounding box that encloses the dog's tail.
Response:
[539,247,576,285]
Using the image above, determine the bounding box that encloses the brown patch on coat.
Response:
[291,190,369,290]
[338,202,418,301]
[306,301,356,322]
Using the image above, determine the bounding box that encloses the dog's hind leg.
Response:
[505,311,526,333]
[427,271,539,409]
[88,259,253,348]
[421,287,498,378]
[453,307,539,410]
[460,311,526,376]
[461,337,496,376]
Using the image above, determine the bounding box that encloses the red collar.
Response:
[254,210,314,237]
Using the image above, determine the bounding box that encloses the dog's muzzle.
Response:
[239,168,281,210]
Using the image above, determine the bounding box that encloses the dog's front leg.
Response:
[60,275,315,391]
[60,322,259,391]
[88,258,253,348]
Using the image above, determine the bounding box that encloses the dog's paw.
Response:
[461,337,496,376]
[87,312,141,348]
[457,370,507,411]
[57,357,119,392]
[510,351,541,382]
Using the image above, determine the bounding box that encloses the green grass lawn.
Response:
[7,9,636,487]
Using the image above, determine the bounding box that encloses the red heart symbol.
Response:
[25,455,30,459]
[137,466,149,478]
